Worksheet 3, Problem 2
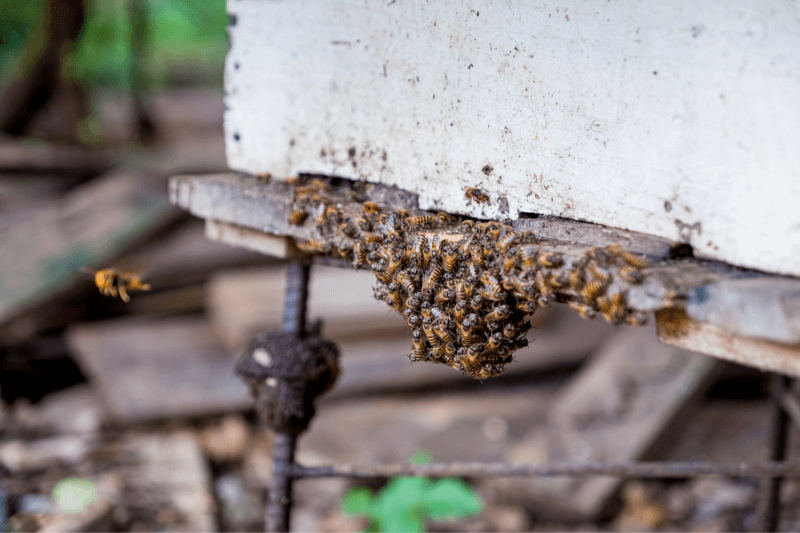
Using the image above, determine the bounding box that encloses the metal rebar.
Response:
[761,374,791,532]
[291,460,800,479]
[283,261,310,336]
[266,432,297,532]
[781,387,800,434]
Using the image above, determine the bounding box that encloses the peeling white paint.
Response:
[225,0,800,276]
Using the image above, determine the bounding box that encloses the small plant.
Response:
[340,451,484,532]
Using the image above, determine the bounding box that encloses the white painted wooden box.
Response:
[224,0,800,276]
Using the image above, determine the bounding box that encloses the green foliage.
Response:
[340,451,484,533]
[1,0,227,88]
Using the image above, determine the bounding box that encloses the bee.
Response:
[549,272,569,289]
[485,304,511,323]
[520,245,538,271]
[288,209,307,225]
[454,300,468,323]
[460,220,476,232]
[411,234,427,262]
[337,242,352,260]
[406,314,420,328]
[469,244,485,268]
[465,187,490,203]
[496,231,519,254]
[386,252,404,278]
[407,215,434,229]
[362,201,382,215]
[581,280,606,302]
[502,323,517,339]
[422,317,438,346]
[338,220,357,238]
[325,204,341,223]
[429,234,442,261]
[535,270,553,298]
[422,265,444,292]
[502,250,518,276]
[569,301,596,320]
[437,212,458,225]
[406,295,421,309]
[297,239,331,253]
[516,300,539,313]
[82,267,151,303]
[587,261,612,283]
[443,247,459,272]
[480,271,501,293]
[362,232,384,244]
[619,266,646,284]
[470,294,483,311]
[569,267,585,290]
[486,332,503,352]
[444,343,456,359]
[608,244,647,269]
[435,322,454,344]
[538,252,564,269]
[387,283,404,310]
[352,239,367,268]
[395,270,416,294]
[458,318,475,345]
[435,288,454,306]
[411,330,427,361]
[625,311,649,326]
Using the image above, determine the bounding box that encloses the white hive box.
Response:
[224,0,800,276]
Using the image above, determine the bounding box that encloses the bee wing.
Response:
[79,266,97,275]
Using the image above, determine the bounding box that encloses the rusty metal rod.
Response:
[760,374,791,532]
[291,461,800,479]
[283,261,310,337]
[265,432,297,532]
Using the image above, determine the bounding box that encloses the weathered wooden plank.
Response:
[496,327,720,520]
[65,317,252,423]
[225,0,800,276]
[205,219,302,259]
[656,308,800,378]
[686,278,800,344]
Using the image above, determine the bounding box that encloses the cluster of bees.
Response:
[289,178,648,379]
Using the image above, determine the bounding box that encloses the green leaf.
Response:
[425,478,484,521]
[341,486,373,518]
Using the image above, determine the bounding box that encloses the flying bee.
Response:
[82,266,151,303]
[619,266,646,284]
[569,301,596,320]
[608,244,647,269]
[288,209,307,225]
[465,187,490,203]
[502,250,518,276]
[361,201,382,215]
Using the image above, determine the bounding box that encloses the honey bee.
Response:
[411,234,427,262]
[362,232,384,244]
[520,245,538,271]
[608,244,647,269]
[470,294,483,311]
[422,317,438,346]
[460,220,476,232]
[625,311,649,326]
[535,270,552,298]
[422,265,444,292]
[569,267,585,290]
[464,187,490,203]
[469,244,485,268]
[495,231,519,254]
[296,239,331,253]
[443,247,459,272]
[587,261,611,283]
[458,319,475,345]
[566,301,592,319]
[325,204,341,224]
[406,314,420,328]
[387,283,404,310]
[406,215,434,229]
[619,266,646,284]
[361,201,382,215]
[352,239,367,268]
[435,288,454,306]
[549,272,569,289]
[288,209,307,225]
[435,322,454,343]
[82,267,151,303]
[480,271,501,293]
[395,270,416,294]
[386,252,404,278]
[437,212,458,225]
[538,252,564,269]
[411,330,427,361]
[581,280,606,302]
[502,250,518,275]
[485,332,503,352]
[588,246,613,263]
[338,220,357,238]
[516,300,539,313]
[485,304,511,322]
[453,300,468,323]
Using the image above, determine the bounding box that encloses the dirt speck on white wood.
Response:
[225,0,800,276]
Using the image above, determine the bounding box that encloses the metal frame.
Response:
[244,262,799,532]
